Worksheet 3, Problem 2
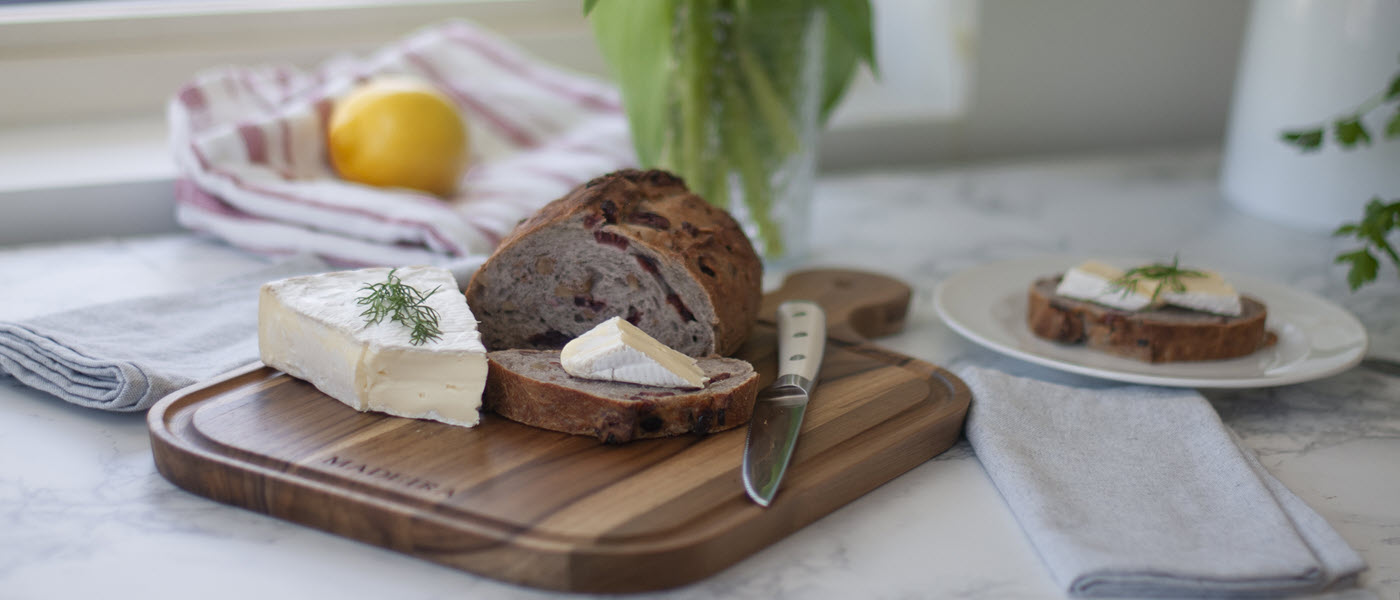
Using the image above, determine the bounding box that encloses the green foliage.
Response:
[585,0,677,168]
[1332,116,1371,148]
[1279,57,1400,291]
[817,0,877,122]
[1279,59,1400,152]
[586,0,876,257]
[1332,198,1400,291]
[1280,128,1324,151]
[1336,250,1378,291]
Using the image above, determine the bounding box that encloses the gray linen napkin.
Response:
[0,256,326,412]
[959,366,1366,598]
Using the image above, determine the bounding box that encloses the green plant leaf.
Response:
[671,0,720,200]
[719,79,783,255]
[586,0,677,166]
[1333,116,1371,148]
[1335,197,1400,291]
[820,0,877,72]
[1359,203,1400,266]
[582,0,599,14]
[1335,249,1379,291]
[1386,106,1400,139]
[737,47,801,156]
[1280,128,1324,151]
[816,0,875,124]
[1358,204,1387,243]
[1376,238,1400,268]
[1361,196,1392,229]
[1385,72,1400,102]
[818,28,860,124]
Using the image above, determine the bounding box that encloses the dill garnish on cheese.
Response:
[356,268,443,346]
[1110,256,1206,303]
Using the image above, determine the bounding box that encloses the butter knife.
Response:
[743,300,826,507]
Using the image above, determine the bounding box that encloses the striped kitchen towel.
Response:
[169,20,635,272]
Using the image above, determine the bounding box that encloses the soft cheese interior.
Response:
[258,266,487,427]
[560,316,709,389]
[1055,260,1242,316]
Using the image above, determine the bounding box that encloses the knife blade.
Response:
[743,300,826,507]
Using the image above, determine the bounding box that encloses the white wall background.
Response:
[823,0,1251,169]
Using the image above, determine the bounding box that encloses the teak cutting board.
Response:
[148,269,970,593]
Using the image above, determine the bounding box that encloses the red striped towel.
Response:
[168,20,634,272]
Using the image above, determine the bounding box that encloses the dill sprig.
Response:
[1110,256,1206,302]
[356,268,443,346]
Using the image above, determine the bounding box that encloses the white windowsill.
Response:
[0,116,173,192]
[0,117,174,245]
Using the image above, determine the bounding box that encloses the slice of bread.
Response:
[484,349,759,443]
[1027,276,1276,363]
[465,169,763,358]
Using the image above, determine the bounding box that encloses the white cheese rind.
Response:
[257,266,487,427]
[560,317,708,389]
[1054,260,1155,311]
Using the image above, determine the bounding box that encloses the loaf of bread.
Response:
[465,169,762,357]
[484,349,759,443]
[1027,276,1276,363]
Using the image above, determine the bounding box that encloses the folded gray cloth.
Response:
[959,366,1366,598]
[0,256,326,412]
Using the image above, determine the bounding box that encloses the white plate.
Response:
[933,256,1369,388]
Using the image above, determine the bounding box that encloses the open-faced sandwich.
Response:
[1027,258,1276,363]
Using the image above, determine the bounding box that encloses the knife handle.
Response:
[775,300,826,391]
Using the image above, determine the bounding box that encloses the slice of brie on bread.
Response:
[561,316,708,389]
[258,266,487,427]
[1054,260,1242,316]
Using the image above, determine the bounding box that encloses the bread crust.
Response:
[1027,276,1276,363]
[484,350,759,443]
[466,169,762,357]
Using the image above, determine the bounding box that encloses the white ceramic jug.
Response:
[1221,0,1400,231]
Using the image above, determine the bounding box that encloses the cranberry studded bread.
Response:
[1026,260,1276,363]
[465,169,762,357]
[484,349,759,443]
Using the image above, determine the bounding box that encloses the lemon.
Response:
[327,76,469,197]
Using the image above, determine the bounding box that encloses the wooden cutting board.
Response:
[148,269,970,593]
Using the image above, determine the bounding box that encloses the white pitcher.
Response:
[1221,0,1400,231]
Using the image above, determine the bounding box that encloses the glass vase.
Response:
[657,1,826,264]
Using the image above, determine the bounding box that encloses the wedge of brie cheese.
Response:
[1055,259,1242,316]
[258,266,487,427]
[560,317,708,389]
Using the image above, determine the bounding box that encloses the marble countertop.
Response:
[2,149,1396,599]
